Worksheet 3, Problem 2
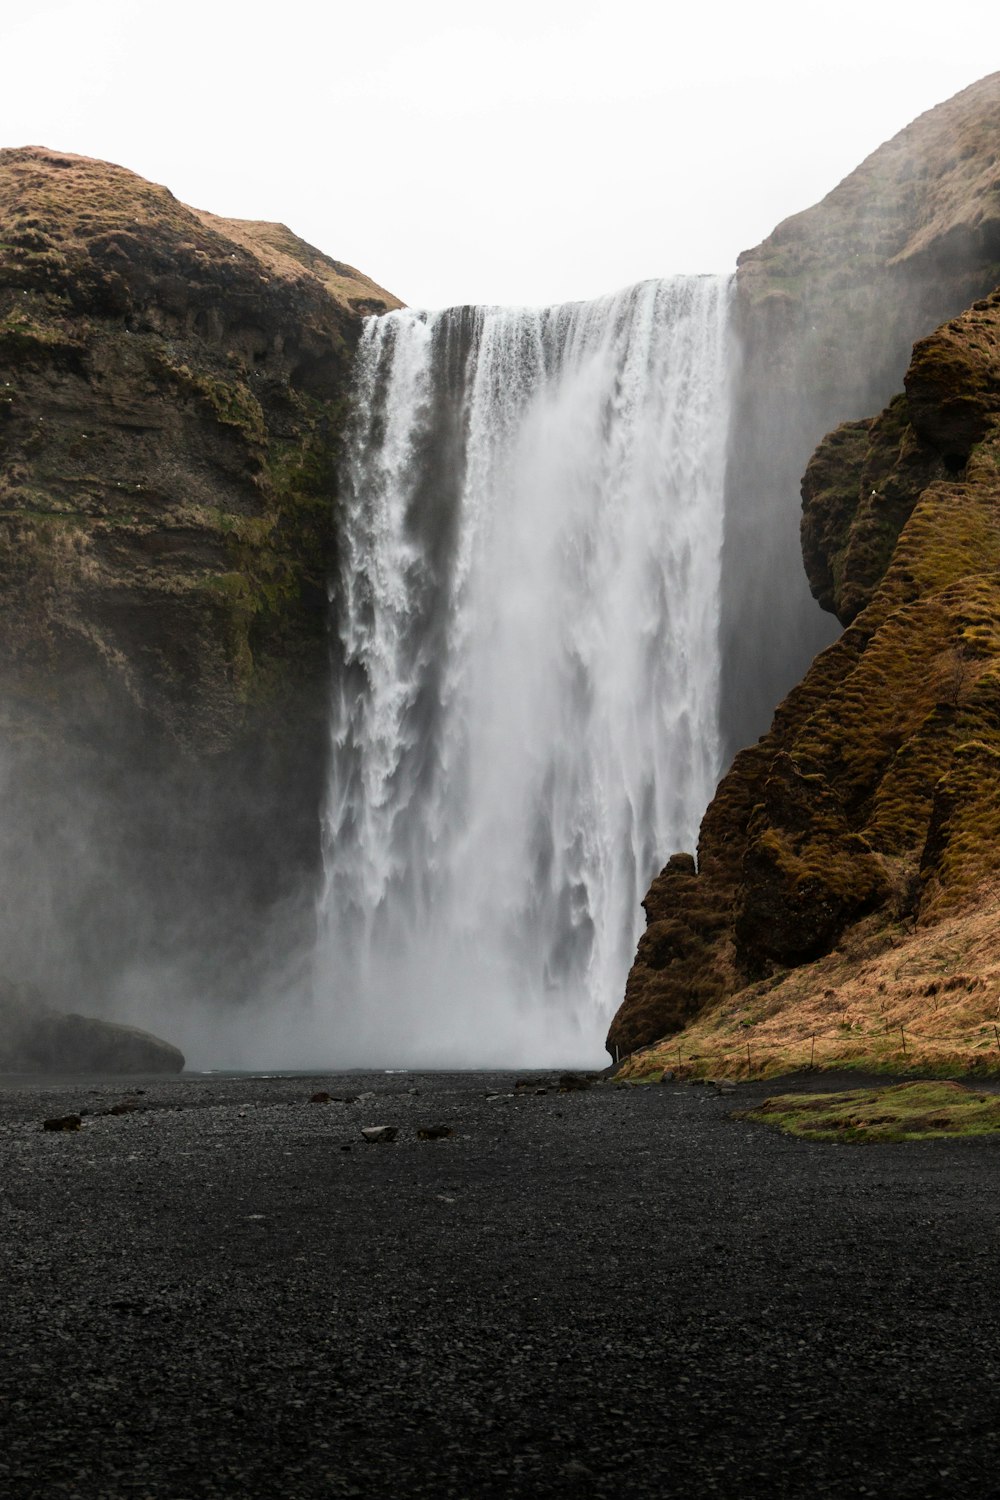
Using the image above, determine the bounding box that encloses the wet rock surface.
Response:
[0,1068,997,1498]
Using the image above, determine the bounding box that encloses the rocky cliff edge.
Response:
[0,147,401,1038]
[0,145,399,756]
[612,79,1000,1077]
[721,71,1000,754]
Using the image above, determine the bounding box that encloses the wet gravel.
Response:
[1,1067,998,1498]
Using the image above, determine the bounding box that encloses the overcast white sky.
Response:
[3,1,998,309]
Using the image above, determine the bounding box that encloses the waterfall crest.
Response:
[318,276,733,1066]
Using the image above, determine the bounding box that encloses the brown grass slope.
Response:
[610,285,1000,1077]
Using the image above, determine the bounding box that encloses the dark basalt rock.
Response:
[2,978,184,1073]
[0,146,401,1020]
[610,279,1000,1058]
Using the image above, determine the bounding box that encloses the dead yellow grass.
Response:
[194,214,402,312]
[0,146,401,317]
[619,877,1000,1082]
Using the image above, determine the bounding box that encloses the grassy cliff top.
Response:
[0,145,402,317]
[195,213,402,315]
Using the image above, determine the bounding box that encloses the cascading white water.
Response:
[318,276,732,1066]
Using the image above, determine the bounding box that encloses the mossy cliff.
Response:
[722,71,1000,755]
[0,147,400,1019]
[609,283,1000,1068]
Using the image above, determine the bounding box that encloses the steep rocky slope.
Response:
[722,71,1000,754]
[610,283,1000,1074]
[0,146,398,752]
[0,147,400,1030]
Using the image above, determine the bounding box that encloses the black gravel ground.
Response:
[1,1067,999,1499]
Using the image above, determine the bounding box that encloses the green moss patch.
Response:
[741,1079,1000,1142]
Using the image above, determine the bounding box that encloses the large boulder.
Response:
[0,979,184,1073]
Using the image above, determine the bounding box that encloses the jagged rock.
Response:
[0,146,398,755]
[613,76,1000,1061]
[613,851,730,1055]
[723,71,1000,752]
[557,1073,592,1092]
[360,1126,398,1143]
[611,279,1000,1057]
[734,753,890,972]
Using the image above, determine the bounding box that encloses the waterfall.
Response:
[317,276,733,1066]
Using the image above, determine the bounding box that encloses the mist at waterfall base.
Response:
[313,277,732,1068]
[0,276,731,1074]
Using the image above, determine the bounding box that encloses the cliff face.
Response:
[611,281,1000,1070]
[0,146,399,751]
[721,72,1000,756]
[0,147,400,1025]
[612,72,1000,1072]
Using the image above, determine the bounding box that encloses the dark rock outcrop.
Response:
[722,72,1000,755]
[610,278,1000,1058]
[1,978,184,1072]
[0,146,400,1032]
[0,146,398,752]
